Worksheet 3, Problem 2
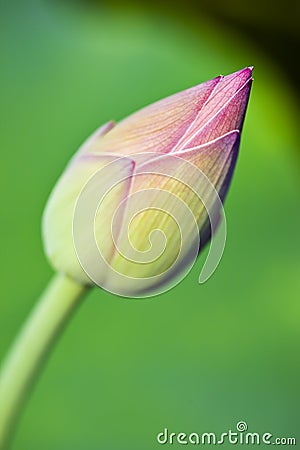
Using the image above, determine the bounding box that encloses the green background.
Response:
[1,1,299,448]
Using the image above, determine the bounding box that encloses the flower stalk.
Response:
[0,274,87,450]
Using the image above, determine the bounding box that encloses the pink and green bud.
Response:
[43,68,253,297]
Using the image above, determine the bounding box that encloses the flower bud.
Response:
[43,68,253,297]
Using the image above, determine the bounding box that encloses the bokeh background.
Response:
[1,0,299,449]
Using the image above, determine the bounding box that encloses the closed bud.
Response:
[43,68,253,297]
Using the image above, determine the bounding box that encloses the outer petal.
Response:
[76,120,115,156]
[103,131,239,295]
[176,130,240,202]
[172,67,252,151]
[86,68,252,158]
[42,153,135,285]
[86,77,221,155]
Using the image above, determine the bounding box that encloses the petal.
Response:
[43,153,135,285]
[172,67,252,151]
[104,136,238,295]
[87,76,221,156]
[93,132,239,296]
[76,120,115,156]
[176,130,240,202]
[86,68,252,159]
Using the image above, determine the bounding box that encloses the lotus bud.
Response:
[43,68,253,297]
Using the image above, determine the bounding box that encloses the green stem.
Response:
[0,273,88,450]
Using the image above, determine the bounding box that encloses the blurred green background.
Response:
[0,0,299,449]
